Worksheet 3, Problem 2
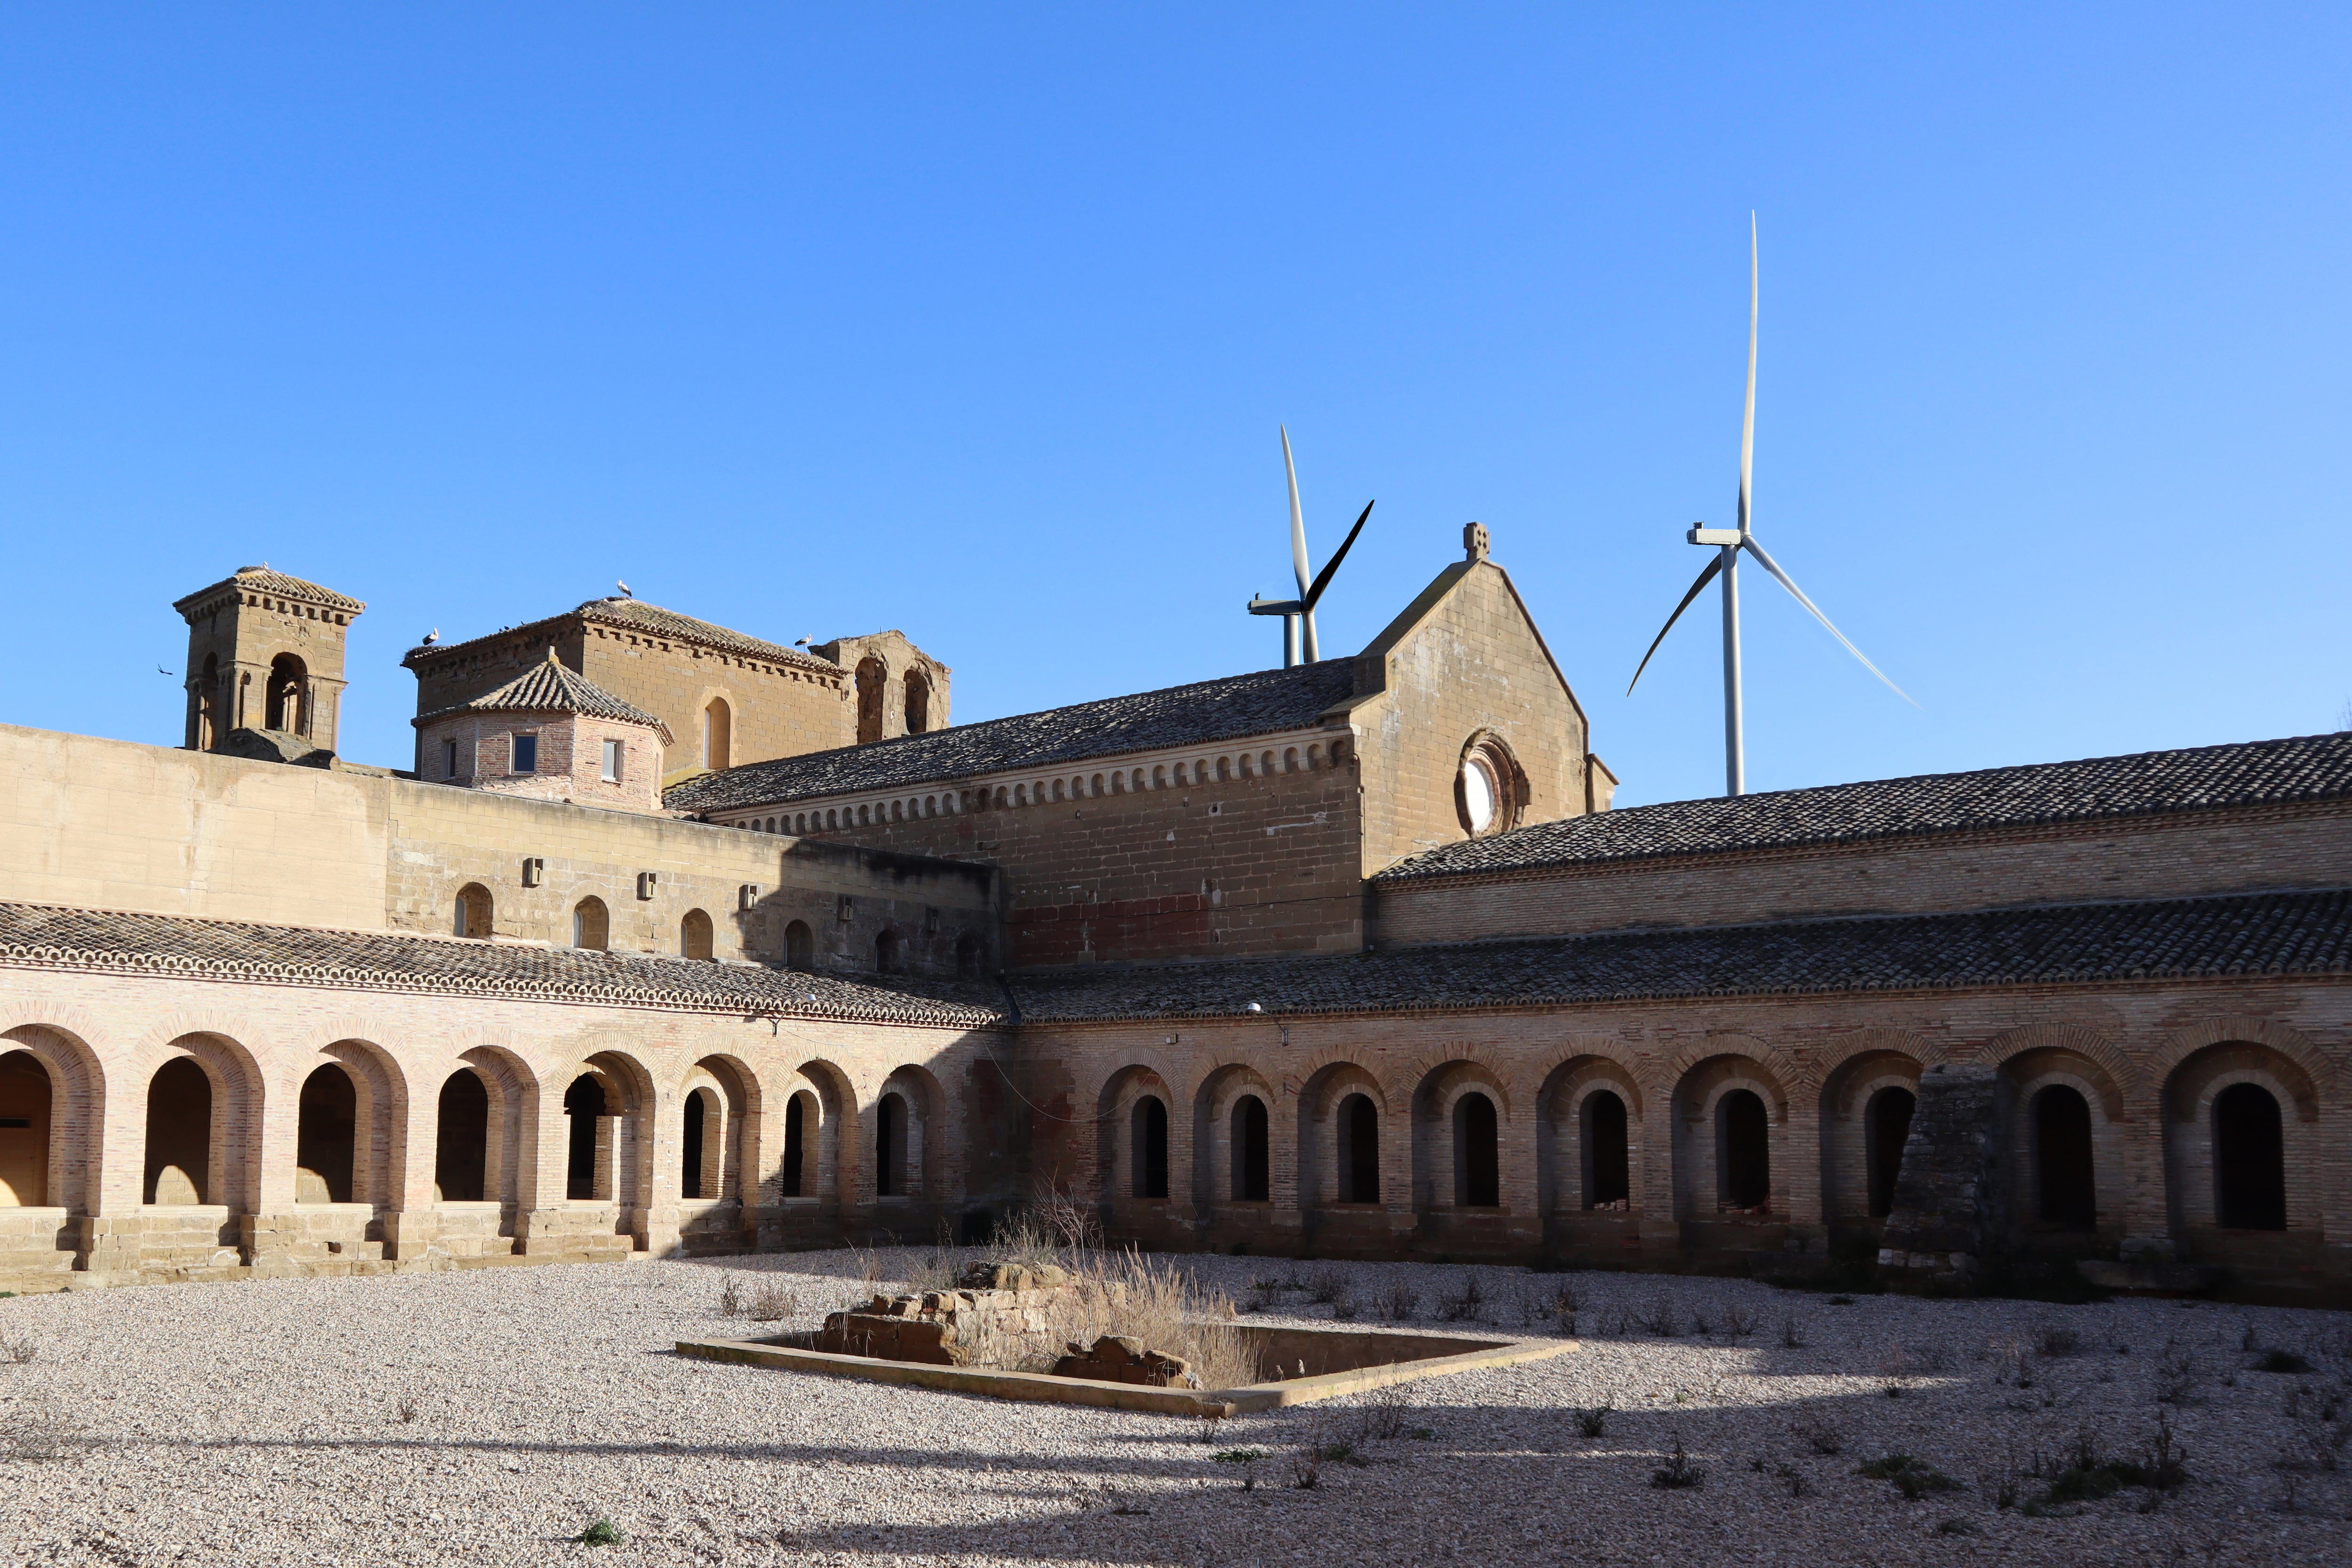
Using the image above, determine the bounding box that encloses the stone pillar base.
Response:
[514,1206,634,1260]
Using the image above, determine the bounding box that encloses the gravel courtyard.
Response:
[0,1252,2346,1566]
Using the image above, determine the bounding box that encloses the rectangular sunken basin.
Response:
[675,1323,1579,1417]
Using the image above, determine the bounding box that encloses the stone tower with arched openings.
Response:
[173,566,366,756]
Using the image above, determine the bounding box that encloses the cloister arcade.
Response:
[0,1007,2336,1299]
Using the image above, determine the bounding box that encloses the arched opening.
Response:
[433,1069,488,1203]
[265,652,308,735]
[1453,1092,1499,1207]
[680,909,713,961]
[143,1057,212,1204]
[1864,1086,1916,1218]
[453,883,493,939]
[1582,1090,1629,1208]
[1341,1093,1380,1204]
[1131,1096,1169,1199]
[564,1075,607,1201]
[295,1064,357,1204]
[0,1051,54,1207]
[196,653,222,750]
[2033,1085,2097,1229]
[904,670,930,734]
[782,1093,808,1197]
[875,1093,906,1198]
[702,697,732,770]
[1231,1095,1270,1201]
[572,897,609,951]
[2214,1082,2286,1231]
[954,933,983,980]
[874,929,901,975]
[855,657,886,745]
[1717,1090,1770,1211]
[784,920,814,970]
[682,1088,715,1200]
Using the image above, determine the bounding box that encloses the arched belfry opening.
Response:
[265,652,309,735]
[1864,1086,1915,1218]
[144,1057,212,1205]
[904,669,930,735]
[0,1051,54,1207]
[194,653,222,751]
[433,1068,489,1203]
[855,657,886,745]
[295,1064,357,1204]
[2033,1085,2097,1229]
[2214,1082,2287,1231]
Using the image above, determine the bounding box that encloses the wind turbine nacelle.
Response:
[1248,597,1305,616]
[1688,527,1744,547]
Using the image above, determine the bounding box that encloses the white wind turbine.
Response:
[1246,426,1374,666]
[1627,216,1913,796]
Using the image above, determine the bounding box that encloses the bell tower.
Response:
[173,566,366,754]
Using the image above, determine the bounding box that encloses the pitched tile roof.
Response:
[572,597,840,676]
[0,903,1008,1027]
[1378,732,2352,883]
[404,598,840,678]
[666,660,1361,813]
[174,566,367,617]
[1008,887,2352,1021]
[415,650,673,741]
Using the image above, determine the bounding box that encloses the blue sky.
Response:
[2,7,2345,805]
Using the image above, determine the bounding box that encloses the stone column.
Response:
[1877,1063,2007,1291]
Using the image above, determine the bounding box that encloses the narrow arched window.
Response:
[295,1064,357,1204]
[702,697,732,770]
[1231,1095,1270,1201]
[1864,1086,1916,1218]
[855,657,886,744]
[2215,1083,2286,1230]
[1131,1096,1169,1199]
[572,897,609,951]
[954,933,983,980]
[682,1089,708,1200]
[453,883,493,939]
[563,1075,606,1200]
[904,670,930,734]
[1454,1092,1500,1207]
[433,1068,488,1203]
[784,919,814,970]
[680,908,713,960]
[874,929,901,975]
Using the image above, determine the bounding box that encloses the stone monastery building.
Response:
[0,530,2348,1305]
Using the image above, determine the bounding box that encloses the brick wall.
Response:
[412,711,667,815]
[1371,801,2352,948]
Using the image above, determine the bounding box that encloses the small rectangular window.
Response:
[444,738,459,779]
[512,733,538,774]
[602,738,622,782]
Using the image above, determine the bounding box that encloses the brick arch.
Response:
[299,1037,410,1210]
[1298,1058,1390,1120]
[0,1021,107,1214]
[1657,1033,1797,1101]
[874,1061,951,1204]
[124,1026,268,1214]
[1096,1063,1179,1203]
[1973,1023,2140,1101]
[1094,1045,1185,1110]
[455,1044,538,1208]
[2148,1018,2333,1112]
[1531,1037,1649,1120]
[1794,1027,1945,1101]
[1397,1053,1514,1121]
[786,1057,859,1210]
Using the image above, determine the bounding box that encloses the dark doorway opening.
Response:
[1231,1096,1270,1201]
[1864,1086,1916,1218]
[1342,1093,1380,1204]
[564,1076,605,1201]
[1583,1090,1629,1208]
[2034,1085,2097,1229]
[1455,1092,1500,1208]
[2214,1082,2287,1231]
[296,1064,357,1204]
[1718,1089,1771,1211]
[1131,1096,1169,1199]
[434,1069,488,1203]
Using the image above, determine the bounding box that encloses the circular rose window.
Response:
[1461,756,1499,833]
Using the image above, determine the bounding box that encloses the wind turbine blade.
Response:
[1626,552,1724,695]
[1739,536,1916,705]
[1740,212,1757,535]
[1280,426,1311,599]
[1301,501,1375,610]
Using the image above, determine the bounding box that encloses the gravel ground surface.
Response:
[0,1252,2347,1566]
